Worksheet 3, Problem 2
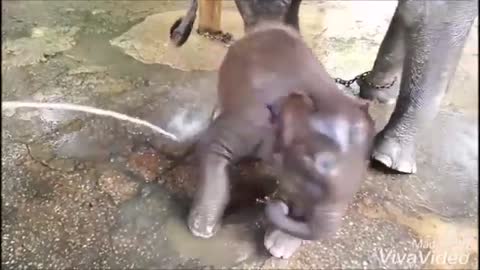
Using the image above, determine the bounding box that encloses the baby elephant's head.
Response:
[267,92,375,240]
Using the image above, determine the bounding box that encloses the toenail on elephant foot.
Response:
[372,134,417,174]
[358,78,399,105]
[187,209,219,238]
[264,229,303,259]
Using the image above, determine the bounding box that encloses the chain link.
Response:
[334,71,397,89]
[197,30,235,47]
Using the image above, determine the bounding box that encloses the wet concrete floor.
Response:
[1,1,478,269]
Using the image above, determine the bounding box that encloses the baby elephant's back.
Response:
[217,24,322,112]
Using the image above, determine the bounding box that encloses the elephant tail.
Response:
[170,0,198,47]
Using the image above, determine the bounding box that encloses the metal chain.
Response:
[334,71,397,89]
[197,30,235,47]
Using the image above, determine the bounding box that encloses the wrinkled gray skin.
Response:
[359,0,478,174]
[171,0,478,259]
[187,22,374,258]
[170,0,478,174]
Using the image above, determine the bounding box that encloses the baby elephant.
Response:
[188,22,375,259]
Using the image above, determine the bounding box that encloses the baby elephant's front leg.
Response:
[188,153,230,238]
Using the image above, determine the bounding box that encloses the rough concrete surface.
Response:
[1,1,478,269]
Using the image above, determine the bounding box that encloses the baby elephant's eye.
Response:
[314,152,338,175]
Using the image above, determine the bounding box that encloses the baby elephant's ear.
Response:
[277,93,314,146]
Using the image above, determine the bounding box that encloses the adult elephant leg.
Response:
[358,5,405,104]
[234,0,256,30]
[284,0,302,31]
[372,1,478,174]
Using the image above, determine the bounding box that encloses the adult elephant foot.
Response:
[372,130,417,174]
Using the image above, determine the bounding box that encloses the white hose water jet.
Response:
[1,101,178,141]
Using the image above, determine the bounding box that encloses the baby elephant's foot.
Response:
[187,207,220,238]
[264,228,303,259]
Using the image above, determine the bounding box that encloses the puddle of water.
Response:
[164,212,264,268]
